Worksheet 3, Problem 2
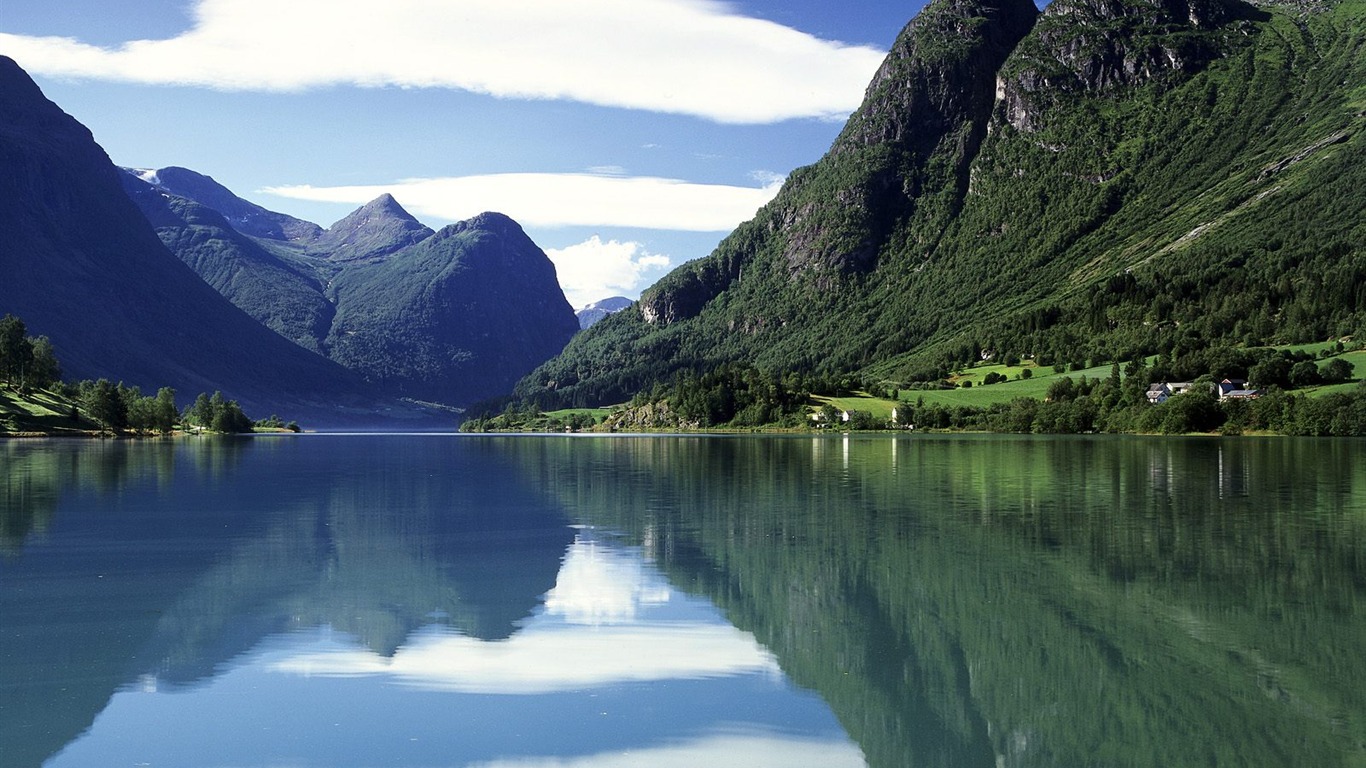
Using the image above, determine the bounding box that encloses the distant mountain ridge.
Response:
[124,167,578,405]
[129,166,323,243]
[516,0,1366,408]
[576,297,633,329]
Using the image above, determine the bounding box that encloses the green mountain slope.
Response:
[517,0,1366,408]
[121,174,337,353]
[325,213,583,403]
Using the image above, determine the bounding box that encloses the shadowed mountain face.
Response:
[125,168,579,406]
[0,56,381,418]
[516,0,1366,408]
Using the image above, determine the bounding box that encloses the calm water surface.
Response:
[1,434,1363,767]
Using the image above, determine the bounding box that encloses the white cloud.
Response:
[271,622,777,694]
[270,534,780,694]
[468,732,868,768]
[543,536,672,623]
[263,172,784,232]
[545,237,672,310]
[0,0,885,124]
[270,535,779,694]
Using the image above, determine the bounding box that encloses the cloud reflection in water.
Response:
[270,534,780,694]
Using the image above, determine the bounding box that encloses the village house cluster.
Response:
[1145,379,1261,405]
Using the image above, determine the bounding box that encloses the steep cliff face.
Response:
[999,0,1253,131]
[519,0,1365,409]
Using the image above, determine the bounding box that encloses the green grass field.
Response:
[0,387,88,435]
[812,347,1366,417]
[811,363,1119,418]
[898,361,1120,408]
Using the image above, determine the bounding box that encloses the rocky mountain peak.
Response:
[311,194,434,262]
[834,0,1040,153]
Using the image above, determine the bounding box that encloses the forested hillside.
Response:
[516,0,1366,409]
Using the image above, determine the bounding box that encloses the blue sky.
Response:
[1,1,932,307]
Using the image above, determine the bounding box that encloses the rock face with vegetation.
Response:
[517,0,1366,409]
[124,168,579,406]
[0,56,379,418]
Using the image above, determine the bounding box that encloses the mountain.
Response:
[126,171,579,405]
[324,212,581,403]
[127,166,323,243]
[516,0,1366,408]
[0,55,384,419]
[120,174,336,353]
[576,297,633,329]
[307,193,434,263]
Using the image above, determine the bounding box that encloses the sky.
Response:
[0,0,934,308]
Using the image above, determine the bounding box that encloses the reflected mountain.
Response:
[0,436,574,767]
[7,434,1365,768]
[497,435,1366,768]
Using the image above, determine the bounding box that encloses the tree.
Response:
[1159,392,1225,434]
[210,397,253,433]
[152,388,179,434]
[28,336,60,389]
[0,314,33,387]
[80,379,127,434]
[1047,377,1077,402]
[187,393,214,428]
[1321,357,1354,383]
[1288,360,1322,389]
[1250,355,1292,390]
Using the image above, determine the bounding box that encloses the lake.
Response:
[1,433,1364,767]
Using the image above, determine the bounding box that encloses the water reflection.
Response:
[3,435,1364,767]
[2,437,863,768]
[46,527,858,767]
[497,434,1366,768]
[265,532,782,694]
